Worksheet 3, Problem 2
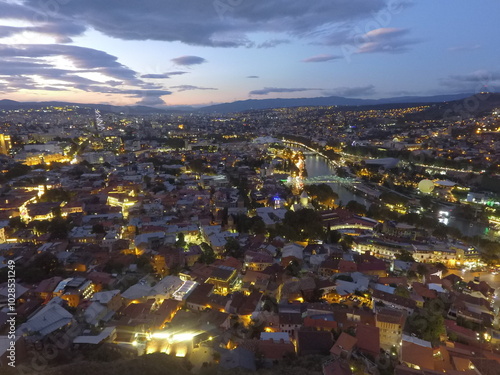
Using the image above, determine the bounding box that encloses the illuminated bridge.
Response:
[302,175,359,184]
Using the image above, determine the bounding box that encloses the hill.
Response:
[198,93,475,113]
[404,92,500,121]
[0,99,190,114]
[2,92,496,116]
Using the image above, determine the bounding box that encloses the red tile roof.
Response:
[330,332,357,357]
[401,339,434,370]
[356,324,380,357]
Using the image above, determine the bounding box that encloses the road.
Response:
[455,270,500,289]
[449,270,500,315]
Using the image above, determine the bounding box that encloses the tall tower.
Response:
[0,134,12,155]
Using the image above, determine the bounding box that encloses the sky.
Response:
[0,0,499,107]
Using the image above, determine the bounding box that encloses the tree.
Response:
[4,163,31,180]
[92,223,106,234]
[175,232,186,248]
[416,263,428,277]
[249,216,266,235]
[48,217,70,240]
[432,224,448,240]
[234,214,252,233]
[345,200,367,216]
[340,235,354,252]
[39,188,73,203]
[396,249,415,263]
[188,158,207,173]
[32,220,51,235]
[136,255,153,273]
[281,209,325,241]
[420,195,434,211]
[305,184,338,207]
[336,167,350,178]
[104,260,125,274]
[224,237,242,258]
[327,229,342,244]
[285,259,301,277]
[379,191,408,206]
[199,242,216,264]
[407,270,418,281]
[261,295,278,313]
[434,262,448,275]
[407,301,445,344]
[8,216,25,231]
[394,285,410,298]
[20,252,64,283]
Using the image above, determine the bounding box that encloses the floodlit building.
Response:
[0,134,11,155]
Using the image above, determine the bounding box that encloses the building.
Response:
[53,277,95,307]
[376,308,407,350]
[400,335,435,371]
[330,332,357,360]
[297,330,334,356]
[205,265,238,295]
[356,324,380,359]
[372,290,416,314]
[0,134,11,155]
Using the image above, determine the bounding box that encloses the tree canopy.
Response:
[407,301,446,344]
[305,184,338,207]
[39,188,73,203]
[345,200,367,216]
[224,237,242,258]
[276,208,325,241]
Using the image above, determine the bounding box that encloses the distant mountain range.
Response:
[197,93,478,113]
[1,92,498,116]
[404,92,500,121]
[0,99,189,114]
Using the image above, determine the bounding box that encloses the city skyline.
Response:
[0,0,499,107]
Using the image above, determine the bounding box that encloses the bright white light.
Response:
[171,332,196,342]
[439,217,449,225]
[175,346,187,357]
[151,332,171,340]
[151,330,199,343]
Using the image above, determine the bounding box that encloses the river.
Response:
[304,153,498,239]
[304,153,368,207]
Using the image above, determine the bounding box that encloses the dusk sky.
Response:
[0,0,499,107]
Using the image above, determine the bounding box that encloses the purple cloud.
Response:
[302,54,341,62]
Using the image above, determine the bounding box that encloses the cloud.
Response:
[440,70,500,92]
[448,70,500,83]
[257,39,290,48]
[326,85,376,97]
[448,44,481,52]
[356,28,418,54]
[171,56,207,66]
[0,44,142,84]
[302,54,341,62]
[0,22,85,44]
[249,87,320,96]
[321,29,352,46]
[15,0,389,47]
[0,44,172,105]
[171,85,217,92]
[321,27,418,54]
[136,96,169,106]
[247,75,259,79]
[141,71,188,79]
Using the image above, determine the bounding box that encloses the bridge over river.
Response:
[302,175,358,185]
